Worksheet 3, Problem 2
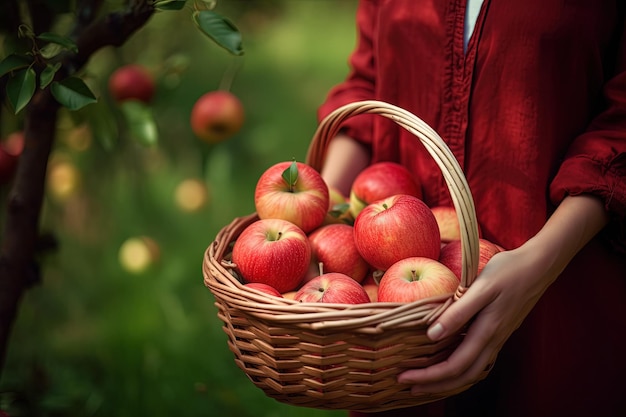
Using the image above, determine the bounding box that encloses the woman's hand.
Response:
[397,194,609,395]
[397,245,551,394]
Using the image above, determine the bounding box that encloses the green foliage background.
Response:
[0,1,358,416]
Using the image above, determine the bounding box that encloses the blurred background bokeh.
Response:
[0,1,358,416]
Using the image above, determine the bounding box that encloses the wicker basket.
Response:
[202,100,484,412]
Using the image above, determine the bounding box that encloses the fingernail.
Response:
[427,323,444,340]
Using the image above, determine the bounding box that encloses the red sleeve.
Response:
[549,23,626,250]
[317,0,378,146]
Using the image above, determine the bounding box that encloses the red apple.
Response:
[232,218,311,293]
[294,272,370,304]
[0,131,24,184]
[190,90,244,144]
[377,257,459,303]
[349,162,422,218]
[363,282,379,302]
[254,160,329,233]
[361,270,382,286]
[430,205,461,243]
[282,291,297,300]
[494,243,506,252]
[431,205,482,243]
[108,64,155,103]
[244,282,284,298]
[353,194,441,271]
[438,238,501,281]
[306,223,370,283]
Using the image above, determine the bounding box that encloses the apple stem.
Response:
[410,269,421,281]
[317,262,324,276]
[218,56,243,92]
[382,203,389,210]
[372,270,384,284]
[266,231,283,242]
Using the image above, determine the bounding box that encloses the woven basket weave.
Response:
[202,100,483,412]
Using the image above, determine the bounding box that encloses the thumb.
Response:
[426,288,485,341]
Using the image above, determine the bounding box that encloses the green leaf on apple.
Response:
[7,67,36,114]
[50,76,97,110]
[329,202,350,218]
[192,10,244,56]
[281,160,299,191]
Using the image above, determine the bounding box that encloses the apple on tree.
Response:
[349,161,422,218]
[0,131,24,185]
[377,257,459,303]
[190,90,244,144]
[306,223,370,284]
[231,218,311,293]
[294,272,371,304]
[353,194,441,271]
[108,64,155,104]
[254,160,329,234]
[438,238,502,280]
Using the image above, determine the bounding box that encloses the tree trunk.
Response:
[0,0,155,378]
[0,89,59,374]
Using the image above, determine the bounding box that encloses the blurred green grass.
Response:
[0,1,358,416]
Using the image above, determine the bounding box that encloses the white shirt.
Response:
[464,0,485,53]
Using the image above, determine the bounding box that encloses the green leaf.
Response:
[7,67,36,114]
[37,32,78,53]
[120,101,158,146]
[0,54,33,78]
[50,77,97,110]
[40,62,62,88]
[154,0,187,11]
[329,202,351,219]
[192,10,244,56]
[281,160,299,190]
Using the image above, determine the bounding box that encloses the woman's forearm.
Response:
[521,194,609,281]
[320,134,371,196]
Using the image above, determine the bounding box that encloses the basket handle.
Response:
[305,100,480,293]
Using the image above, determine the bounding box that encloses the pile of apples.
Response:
[230,160,502,304]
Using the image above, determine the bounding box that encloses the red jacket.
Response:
[318,1,626,416]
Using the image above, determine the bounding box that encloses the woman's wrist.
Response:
[517,194,609,281]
